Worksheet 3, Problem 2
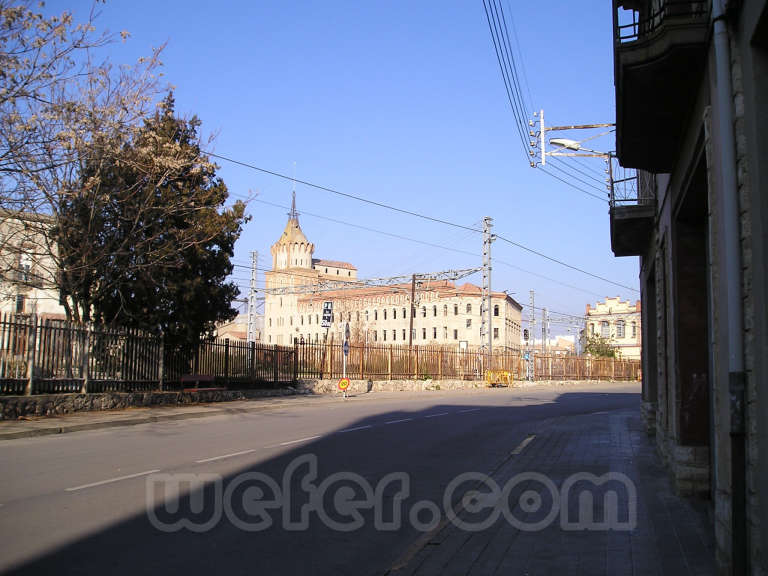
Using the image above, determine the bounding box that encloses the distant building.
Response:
[216,313,259,341]
[0,211,66,319]
[263,196,523,349]
[584,298,641,360]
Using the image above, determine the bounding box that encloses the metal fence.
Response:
[0,314,641,396]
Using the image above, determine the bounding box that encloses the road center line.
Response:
[65,469,161,492]
[385,418,413,425]
[511,435,536,455]
[195,449,256,463]
[338,425,373,433]
[457,408,481,414]
[425,412,449,418]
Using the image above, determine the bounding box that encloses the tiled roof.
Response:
[312,259,357,270]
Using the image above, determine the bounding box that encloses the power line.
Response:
[211,153,635,293]
[538,167,608,203]
[546,160,608,196]
[548,155,607,187]
[494,233,638,293]
[208,152,481,235]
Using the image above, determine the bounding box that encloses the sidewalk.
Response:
[389,408,716,576]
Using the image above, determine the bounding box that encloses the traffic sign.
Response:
[338,377,350,391]
[344,322,350,341]
[321,301,333,328]
[343,340,350,356]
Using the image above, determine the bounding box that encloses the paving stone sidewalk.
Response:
[390,409,716,576]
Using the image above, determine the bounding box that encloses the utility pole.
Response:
[541,307,547,354]
[528,290,535,379]
[481,217,494,368]
[408,273,416,347]
[247,251,259,342]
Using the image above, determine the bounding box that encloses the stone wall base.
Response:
[670,444,712,497]
[0,388,308,421]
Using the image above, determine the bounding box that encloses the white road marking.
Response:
[425,412,449,418]
[195,449,256,463]
[385,418,413,425]
[338,425,372,433]
[457,408,481,414]
[591,411,609,415]
[511,435,536,455]
[266,435,321,448]
[65,469,161,492]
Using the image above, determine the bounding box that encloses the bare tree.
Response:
[0,2,163,319]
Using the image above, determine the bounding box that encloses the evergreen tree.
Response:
[58,93,248,347]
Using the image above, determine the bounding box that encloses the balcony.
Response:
[610,170,656,256]
[613,1,711,171]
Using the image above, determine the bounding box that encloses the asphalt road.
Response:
[0,383,641,575]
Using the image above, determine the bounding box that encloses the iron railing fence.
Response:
[0,314,641,396]
[615,0,710,43]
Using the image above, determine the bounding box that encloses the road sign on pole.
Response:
[321,301,333,328]
[343,340,350,356]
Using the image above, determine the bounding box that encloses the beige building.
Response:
[585,297,641,360]
[0,211,66,319]
[263,197,523,349]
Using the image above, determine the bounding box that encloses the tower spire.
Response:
[288,161,299,221]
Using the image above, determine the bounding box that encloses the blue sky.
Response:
[48,1,638,333]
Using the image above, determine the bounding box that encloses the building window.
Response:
[590,323,595,335]
[443,326,448,339]
[336,270,339,275]
[493,327,499,339]
[393,308,397,320]
[15,294,24,314]
[421,306,426,318]
[269,318,272,327]
[453,329,458,340]
[616,320,626,338]
[433,305,437,317]
[422,328,426,339]
[433,327,437,339]
[466,303,472,314]
[631,321,637,338]
[466,319,472,328]
[268,335,272,343]
[348,312,351,322]
[454,304,458,315]
[403,308,407,319]
[375,310,378,321]
[443,305,448,317]
[301,316,304,325]
[374,330,378,342]
[290,316,293,326]
[356,312,360,322]
[365,310,369,322]
[601,321,610,338]
[393,330,397,341]
[384,309,387,320]
[383,330,387,341]
[316,314,319,324]
[348,271,351,276]
[403,329,406,340]
[493,304,499,317]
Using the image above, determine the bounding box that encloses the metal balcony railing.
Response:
[616,0,710,43]
[610,168,656,209]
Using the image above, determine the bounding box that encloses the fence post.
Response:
[413,345,419,379]
[273,344,279,384]
[387,345,392,381]
[249,341,256,381]
[224,338,230,386]
[293,342,298,384]
[611,357,615,381]
[81,323,91,394]
[158,333,165,392]
[438,348,443,381]
[548,355,552,380]
[360,343,365,380]
[24,316,37,396]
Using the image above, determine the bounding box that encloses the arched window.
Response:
[466,303,472,314]
[421,306,427,317]
[433,305,437,317]
[402,308,406,319]
[384,309,387,320]
[365,310,369,322]
[393,308,397,320]
[493,304,499,317]
[616,319,626,338]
